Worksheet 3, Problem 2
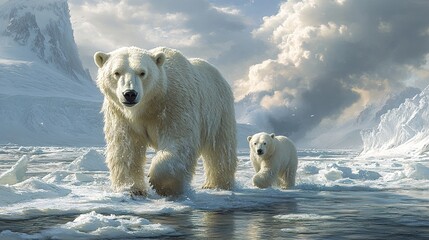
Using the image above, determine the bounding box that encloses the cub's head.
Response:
[94,47,166,111]
[247,132,276,158]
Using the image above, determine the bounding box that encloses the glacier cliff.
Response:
[360,86,429,157]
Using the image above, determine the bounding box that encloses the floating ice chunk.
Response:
[0,178,71,206]
[32,148,44,154]
[43,170,71,184]
[302,165,319,174]
[18,147,31,152]
[15,177,71,198]
[0,230,40,240]
[66,211,130,232]
[320,163,381,181]
[0,185,29,206]
[0,212,176,239]
[67,149,108,171]
[384,171,405,181]
[404,163,429,180]
[43,171,96,185]
[320,168,343,181]
[0,155,30,185]
[274,213,335,221]
[17,147,43,154]
[383,163,429,181]
[331,164,353,177]
[64,173,94,182]
[42,211,175,239]
[355,170,382,180]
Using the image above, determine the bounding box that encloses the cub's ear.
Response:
[153,52,166,67]
[94,52,109,68]
[270,133,275,138]
[247,136,252,142]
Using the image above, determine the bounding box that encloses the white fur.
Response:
[247,132,298,189]
[94,47,237,196]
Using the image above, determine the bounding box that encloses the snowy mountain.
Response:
[360,85,429,157]
[0,0,103,146]
[0,0,91,81]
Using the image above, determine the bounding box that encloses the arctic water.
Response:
[0,146,428,239]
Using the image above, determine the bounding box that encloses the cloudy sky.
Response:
[68,0,429,142]
[68,0,280,82]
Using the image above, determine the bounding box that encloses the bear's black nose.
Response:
[123,90,138,103]
[257,149,263,155]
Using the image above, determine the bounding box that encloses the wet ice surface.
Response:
[0,146,428,239]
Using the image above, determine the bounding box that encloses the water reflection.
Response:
[150,191,429,239]
[152,198,299,239]
[201,211,235,238]
[2,191,429,239]
[244,200,299,239]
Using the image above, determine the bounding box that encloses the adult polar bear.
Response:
[247,132,298,189]
[94,46,237,196]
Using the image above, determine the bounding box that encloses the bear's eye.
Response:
[114,72,120,77]
[139,71,146,77]
[253,142,257,145]
[263,142,266,145]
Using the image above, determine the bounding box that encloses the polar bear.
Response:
[247,132,298,189]
[94,46,237,196]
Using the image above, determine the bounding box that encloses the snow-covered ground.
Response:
[1,146,428,239]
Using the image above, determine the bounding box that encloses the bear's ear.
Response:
[270,133,275,138]
[94,52,110,68]
[247,136,252,142]
[153,52,166,67]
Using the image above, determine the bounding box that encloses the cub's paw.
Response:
[252,173,272,189]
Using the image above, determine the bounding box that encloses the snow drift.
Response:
[360,85,429,157]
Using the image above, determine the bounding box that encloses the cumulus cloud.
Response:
[236,0,429,140]
[68,0,272,82]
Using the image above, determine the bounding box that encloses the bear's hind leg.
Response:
[282,164,297,189]
[201,143,237,190]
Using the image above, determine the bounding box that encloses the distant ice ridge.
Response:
[360,85,429,157]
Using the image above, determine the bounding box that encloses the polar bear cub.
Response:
[247,132,298,189]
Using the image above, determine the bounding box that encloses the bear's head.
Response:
[94,47,166,114]
[247,132,276,158]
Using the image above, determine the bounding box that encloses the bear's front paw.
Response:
[253,173,272,189]
[202,179,234,190]
[202,182,215,189]
[149,173,184,197]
